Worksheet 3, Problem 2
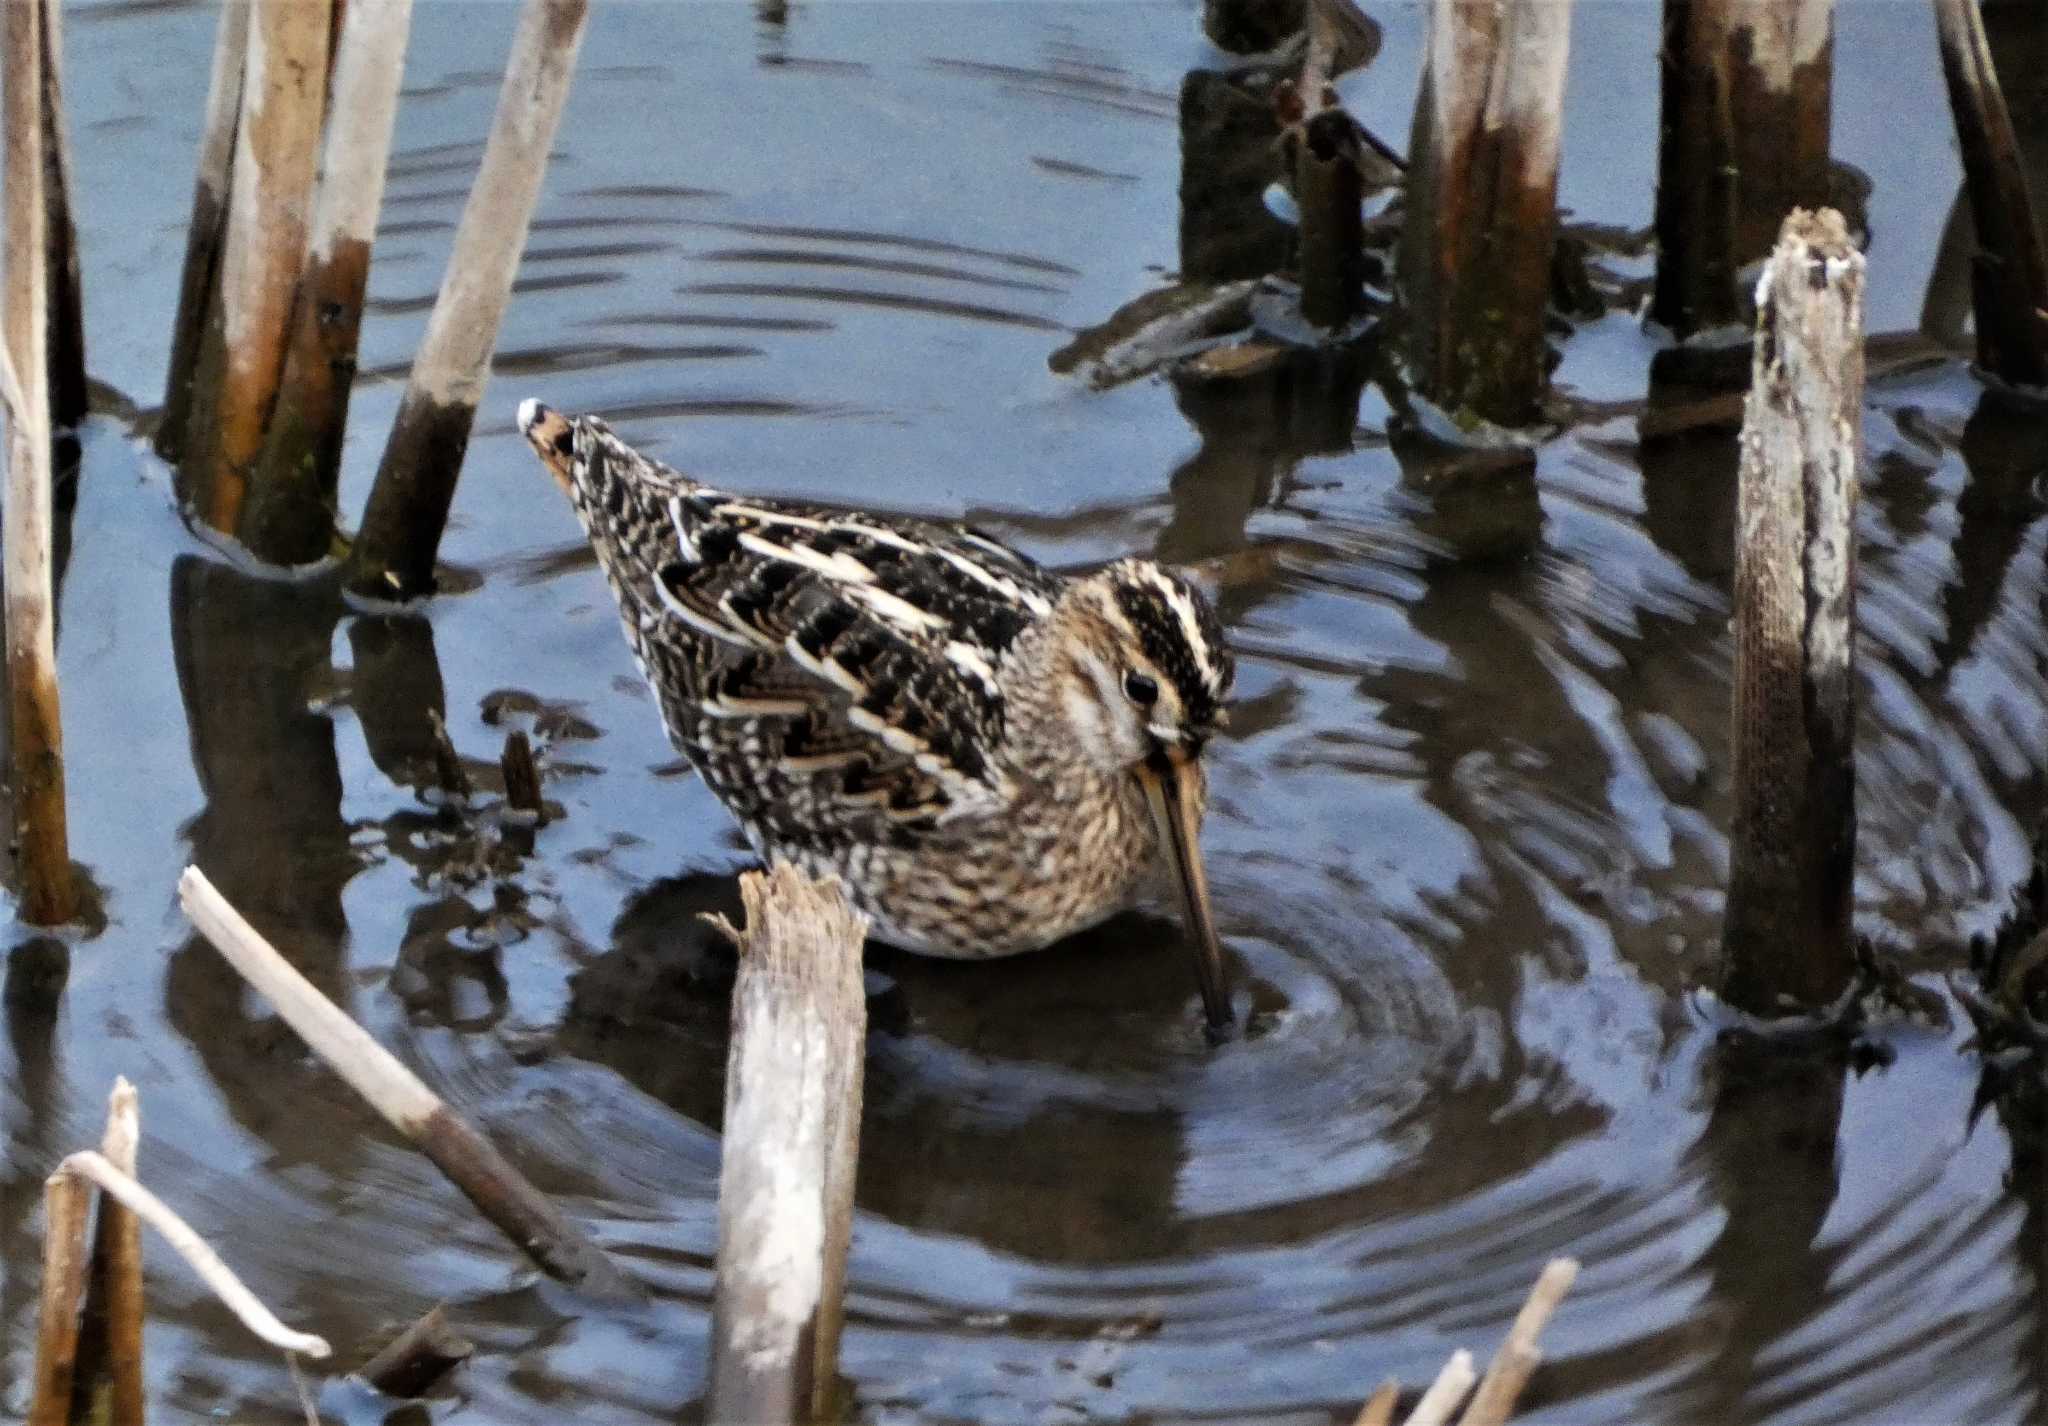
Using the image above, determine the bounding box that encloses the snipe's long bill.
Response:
[519,399,1238,1031]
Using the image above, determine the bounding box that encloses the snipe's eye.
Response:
[1123,671,1159,706]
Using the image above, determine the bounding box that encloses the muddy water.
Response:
[13,0,2044,1422]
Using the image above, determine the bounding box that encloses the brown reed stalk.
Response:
[177,866,640,1301]
[1724,209,1863,1016]
[1397,0,1573,429]
[345,0,590,603]
[1652,0,1835,340]
[157,0,250,464]
[38,0,86,433]
[1933,0,2048,389]
[178,0,331,537]
[26,1169,93,1426]
[242,0,416,565]
[705,864,869,1426]
[2,0,79,928]
[73,1079,145,1426]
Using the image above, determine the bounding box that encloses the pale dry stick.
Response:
[1354,1378,1399,1426]
[58,1150,329,1358]
[705,863,869,1426]
[157,0,250,463]
[177,865,639,1300]
[75,1078,146,1426]
[1723,209,1864,1017]
[1397,0,1573,429]
[346,0,591,603]
[38,0,86,432]
[1455,1257,1579,1426]
[243,0,416,564]
[1652,0,1834,339]
[1,0,79,927]
[26,1168,92,1426]
[1401,1348,1477,1426]
[180,0,330,536]
[1932,0,2048,389]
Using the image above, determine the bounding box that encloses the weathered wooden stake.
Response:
[1724,209,1863,1016]
[1295,100,1367,331]
[242,0,415,565]
[37,0,86,434]
[156,0,250,464]
[1652,0,1835,340]
[2,0,79,928]
[26,1167,92,1426]
[179,0,330,537]
[1398,0,1572,429]
[706,863,868,1426]
[178,865,640,1301]
[74,1079,145,1426]
[346,0,590,603]
[1932,0,2048,389]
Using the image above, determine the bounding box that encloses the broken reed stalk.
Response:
[706,863,869,1426]
[75,1079,145,1426]
[178,0,330,537]
[359,1303,473,1399]
[242,0,416,565]
[26,1169,92,1426]
[1402,1350,1476,1426]
[1723,208,1863,1016]
[1651,0,1835,340]
[1454,1257,1579,1426]
[177,865,640,1301]
[56,1149,330,1358]
[346,0,591,603]
[38,0,86,434]
[1296,104,1367,331]
[499,730,544,824]
[157,0,250,464]
[1398,0,1572,429]
[1353,1380,1398,1426]
[1,0,79,928]
[1932,0,2048,389]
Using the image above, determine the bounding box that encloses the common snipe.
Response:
[520,401,1237,1028]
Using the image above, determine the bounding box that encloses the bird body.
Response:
[521,401,1237,1022]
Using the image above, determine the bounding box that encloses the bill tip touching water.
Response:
[518,398,1239,1032]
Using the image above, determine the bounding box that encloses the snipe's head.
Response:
[1042,559,1236,1030]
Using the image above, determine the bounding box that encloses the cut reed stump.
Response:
[242,0,415,565]
[1288,86,1368,332]
[1398,0,1572,429]
[37,0,86,435]
[178,0,331,537]
[26,1166,91,1426]
[706,864,869,1426]
[1723,209,1863,1017]
[73,1079,145,1426]
[178,865,641,1301]
[1,0,79,928]
[346,0,590,604]
[1652,0,1835,339]
[359,1303,473,1399]
[156,0,250,465]
[1933,0,2048,390]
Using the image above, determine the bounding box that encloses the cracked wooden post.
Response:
[177,0,330,536]
[1652,1,1835,340]
[2,0,79,928]
[178,865,641,1302]
[74,1079,145,1426]
[345,0,589,603]
[38,0,85,434]
[1933,0,2048,389]
[242,0,415,565]
[1397,0,1572,429]
[706,863,869,1426]
[156,0,249,464]
[1724,209,1862,1017]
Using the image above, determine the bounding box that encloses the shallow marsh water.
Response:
[8,1,2046,1422]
